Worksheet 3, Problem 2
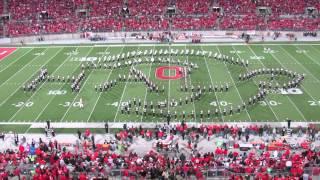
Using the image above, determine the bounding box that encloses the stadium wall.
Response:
[3,30,320,44]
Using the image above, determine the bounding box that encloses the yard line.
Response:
[231,46,279,121]
[293,46,320,82]
[87,46,113,123]
[140,45,155,122]
[279,46,320,83]
[60,47,95,122]
[278,46,320,101]
[269,46,318,118]
[256,45,308,121]
[34,48,81,122]
[199,46,224,122]
[8,48,65,122]
[247,45,305,121]
[23,125,33,134]
[185,46,197,122]
[0,48,49,90]
[233,45,280,121]
[215,46,253,122]
[113,46,138,122]
[0,48,60,107]
[292,46,320,99]
[309,45,320,54]
[0,48,34,73]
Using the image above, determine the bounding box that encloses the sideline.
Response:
[0,122,317,129]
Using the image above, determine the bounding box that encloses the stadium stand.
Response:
[0,0,3,15]
[255,0,306,15]
[41,19,79,34]
[8,0,45,21]
[6,21,41,37]
[124,16,169,31]
[43,0,77,19]
[176,0,210,15]
[172,14,218,30]
[219,0,257,14]
[1,0,319,37]
[0,27,3,38]
[127,0,168,16]
[220,14,266,30]
[267,16,320,31]
[0,123,319,179]
[87,0,122,17]
[80,17,123,32]
[0,1,320,179]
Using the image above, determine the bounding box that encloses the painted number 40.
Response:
[48,90,67,95]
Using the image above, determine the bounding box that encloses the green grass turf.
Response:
[0,124,31,133]
[0,43,319,125]
[27,128,107,134]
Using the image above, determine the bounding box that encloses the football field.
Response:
[0,43,320,124]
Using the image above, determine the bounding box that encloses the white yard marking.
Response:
[0,48,34,73]
[87,46,113,122]
[215,46,253,122]
[34,48,81,122]
[140,45,155,122]
[186,45,198,122]
[59,47,96,122]
[237,46,280,121]
[271,46,319,120]
[0,48,50,91]
[113,46,139,122]
[293,46,320,83]
[0,49,62,107]
[247,45,306,121]
[230,46,279,121]
[309,45,320,54]
[200,46,225,122]
[8,48,65,121]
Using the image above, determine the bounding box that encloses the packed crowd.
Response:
[267,17,320,31]
[0,122,319,179]
[220,15,266,30]
[176,0,211,15]
[124,16,169,31]
[254,0,307,15]
[0,0,319,37]
[0,0,3,15]
[219,0,257,14]
[219,0,316,15]
[127,0,167,16]
[172,14,218,30]
[88,0,122,17]
[0,26,3,38]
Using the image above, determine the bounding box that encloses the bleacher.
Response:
[0,0,319,37]
[127,0,167,16]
